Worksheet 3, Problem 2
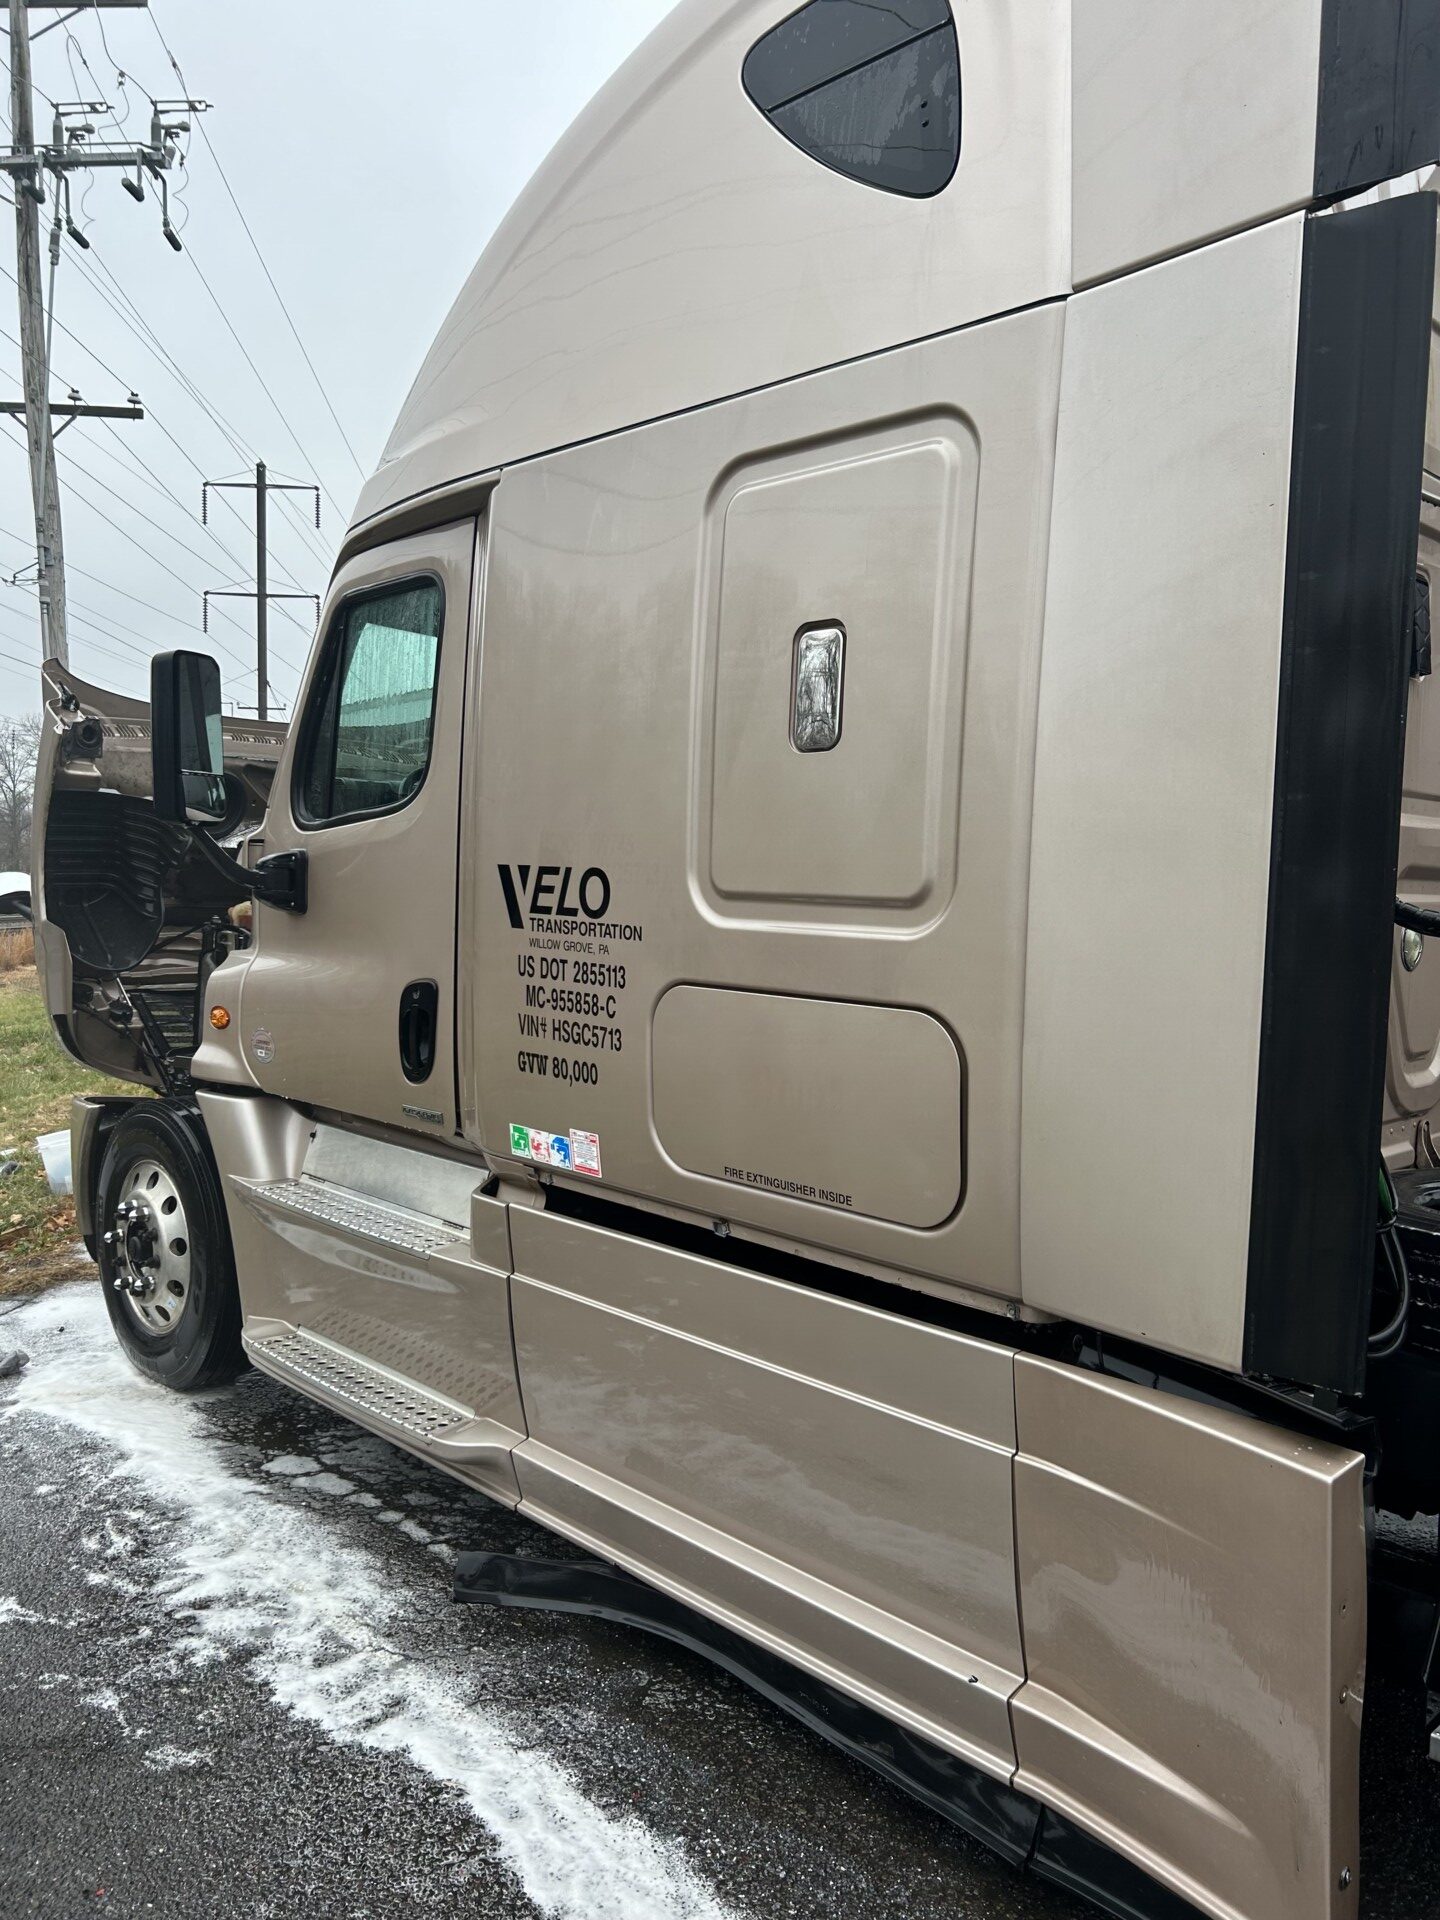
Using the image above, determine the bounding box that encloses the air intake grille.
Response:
[134,987,200,1057]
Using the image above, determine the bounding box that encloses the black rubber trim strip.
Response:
[454,1549,1206,1920]
[1029,1813,1208,1920]
[1244,194,1436,1394]
[1315,0,1440,200]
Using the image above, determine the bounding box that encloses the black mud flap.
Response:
[453,1550,1205,1920]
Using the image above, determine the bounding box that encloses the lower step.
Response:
[247,1324,472,1443]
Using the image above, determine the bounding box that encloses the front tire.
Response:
[96,1103,246,1392]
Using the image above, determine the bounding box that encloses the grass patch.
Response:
[0,927,35,971]
[0,967,135,1298]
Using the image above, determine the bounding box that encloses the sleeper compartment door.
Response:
[235,519,476,1136]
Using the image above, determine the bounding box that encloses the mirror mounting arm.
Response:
[185,827,308,915]
[254,850,308,914]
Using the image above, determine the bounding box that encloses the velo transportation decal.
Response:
[499,862,642,1099]
[509,1123,602,1179]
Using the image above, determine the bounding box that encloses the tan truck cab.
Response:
[30,4,1440,1916]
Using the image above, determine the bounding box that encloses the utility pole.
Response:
[2,1,201,666]
[203,463,320,721]
[9,0,63,660]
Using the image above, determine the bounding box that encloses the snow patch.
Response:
[84,1567,142,1596]
[144,1744,214,1772]
[298,1471,354,1498]
[5,1285,730,1920]
[0,1595,44,1625]
[82,1685,131,1731]
[262,1455,320,1477]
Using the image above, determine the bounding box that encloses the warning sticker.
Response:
[570,1130,602,1178]
[508,1124,601,1179]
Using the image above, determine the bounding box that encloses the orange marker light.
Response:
[210,1006,232,1031]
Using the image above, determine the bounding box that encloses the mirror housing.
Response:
[148,649,308,913]
[151,650,228,825]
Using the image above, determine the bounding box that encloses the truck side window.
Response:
[295,578,444,826]
[742,0,960,199]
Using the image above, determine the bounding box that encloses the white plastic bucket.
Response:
[36,1129,71,1196]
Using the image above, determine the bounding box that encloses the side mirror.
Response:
[152,650,228,825]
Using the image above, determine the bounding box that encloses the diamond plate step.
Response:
[245,1176,456,1256]
[247,1326,471,1442]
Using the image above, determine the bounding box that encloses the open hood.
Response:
[31,659,286,1091]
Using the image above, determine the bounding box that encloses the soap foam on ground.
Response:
[4,1284,730,1920]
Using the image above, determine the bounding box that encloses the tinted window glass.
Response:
[743,0,960,198]
[298,579,443,824]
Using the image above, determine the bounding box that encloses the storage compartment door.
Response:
[508,1207,1023,1779]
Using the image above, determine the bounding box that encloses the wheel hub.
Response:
[104,1157,191,1333]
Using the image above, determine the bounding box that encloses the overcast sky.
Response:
[0,0,677,716]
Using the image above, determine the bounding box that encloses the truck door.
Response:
[235,519,477,1136]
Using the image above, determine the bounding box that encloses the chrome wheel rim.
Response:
[105,1157,192,1334]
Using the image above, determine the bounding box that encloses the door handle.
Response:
[399,979,439,1083]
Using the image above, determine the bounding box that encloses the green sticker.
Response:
[509,1123,530,1157]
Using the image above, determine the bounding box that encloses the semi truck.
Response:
[28,3,1440,1915]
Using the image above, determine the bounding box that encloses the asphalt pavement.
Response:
[1,1280,1437,1920]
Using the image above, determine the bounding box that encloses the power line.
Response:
[146,3,366,482]
[0,638,40,674]
[60,478,275,670]
[0,601,133,677]
[0,16,328,700]
[142,404,310,582]
[75,242,333,571]
[105,407,310,595]
[3,4,198,665]
[65,607,151,661]
[0,256,326,590]
[0,527,160,674]
[179,236,345,521]
[70,589,181,648]
[0,259,126,386]
[88,5,137,137]
[0,237,336,586]
[91,418,313,643]
[54,431,303,663]
[0,423,261,674]
[0,518,240,645]
[61,18,124,154]
[66,236,335,578]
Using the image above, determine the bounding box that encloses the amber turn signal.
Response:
[210,1006,232,1031]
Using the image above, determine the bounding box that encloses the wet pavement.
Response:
[0,1280,1437,1920]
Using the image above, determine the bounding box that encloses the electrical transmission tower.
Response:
[2,0,204,666]
[202,463,319,721]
